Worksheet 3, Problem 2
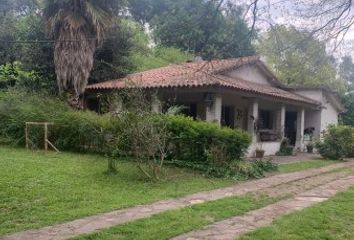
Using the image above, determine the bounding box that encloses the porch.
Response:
[157,88,317,157]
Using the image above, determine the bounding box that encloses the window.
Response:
[181,103,197,119]
[222,106,234,128]
[259,110,273,130]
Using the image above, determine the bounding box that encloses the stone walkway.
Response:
[172,176,354,240]
[1,162,353,240]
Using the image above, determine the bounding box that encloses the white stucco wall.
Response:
[304,109,322,139]
[225,65,273,86]
[321,95,338,132]
[293,89,339,137]
[247,142,281,157]
[295,90,323,102]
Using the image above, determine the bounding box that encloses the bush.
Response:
[276,138,294,156]
[0,91,263,178]
[0,91,121,152]
[164,115,251,163]
[168,159,277,179]
[316,125,354,160]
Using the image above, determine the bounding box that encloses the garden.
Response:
[0,90,278,181]
[0,90,346,237]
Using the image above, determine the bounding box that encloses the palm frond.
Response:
[42,0,118,104]
[85,1,112,44]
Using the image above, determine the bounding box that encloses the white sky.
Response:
[236,0,354,59]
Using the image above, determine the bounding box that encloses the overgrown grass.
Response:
[240,186,354,240]
[74,194,274,240]
[0,146,234,236]
[278,160,338,173]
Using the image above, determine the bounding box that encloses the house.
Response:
[85,56,345,157]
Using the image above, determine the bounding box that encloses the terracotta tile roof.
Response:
[214,75,320,105]
[86,56,319,105]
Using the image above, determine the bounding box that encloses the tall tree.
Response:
[129,0,255,59]
[42,0,122,107]
[339,56,354,90]
[128,0,171,25]
[258,25,346,93]
[0,0,36,65]
[90,19,147,83]
[342,92,354,126]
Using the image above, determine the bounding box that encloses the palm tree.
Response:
[43,0,117,107]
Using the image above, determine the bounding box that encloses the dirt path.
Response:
[172,176,354,240]
[1,162,353,240]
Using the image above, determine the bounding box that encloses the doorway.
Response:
[285,111,297,145]
[221,105,235,128]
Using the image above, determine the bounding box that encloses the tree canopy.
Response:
[339,56,354,90]
[129,0,255,59]
[258,25,346,93]
[0,0,351,98]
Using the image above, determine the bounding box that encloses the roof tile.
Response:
[86,56,319,105]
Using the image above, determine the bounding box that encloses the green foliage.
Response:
[342,92,354,126]
[165,115,251,163]
[315,125,354,160]
[258,25,346,93]
[240,184,354,240]
[16,13,56,86]
[130,47,193,72]
[0,92,258,179]
[0,91,63,144]
[90,19,147,83]
[128,0,171,25]
[130,0,255,59]
[162,115,276,179]
[0,91,119,151]
[0,5,57,94]
[339,56,354,89]
[0,62,54,92]
[0,0,39,65]
[73,194,271,240]
[89,19,193,83]
[0,146,232,235]
[278,160,337,174]
[276,139,294,156]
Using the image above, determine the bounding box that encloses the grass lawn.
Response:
[277,160,338,173]
[74,194,274,240]
[240,186,354,240]
[0,146,234,236]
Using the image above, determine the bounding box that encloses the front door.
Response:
[221,106,234,128]
[285,111,297,145]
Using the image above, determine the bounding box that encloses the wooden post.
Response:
[44,123,48,151]
[25,123,29,150]
[25,122,57,152]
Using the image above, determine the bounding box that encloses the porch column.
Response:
[206,94,222,124]
[151,96,162,113]
[248,99,258,142]
[277,104,286,139]
[109,96,123,114]
[296,108,305,151]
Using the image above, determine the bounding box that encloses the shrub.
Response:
[0,91,68,145]
[51,111,121,153]
[165,115,251,163]
[316,125,354,160]
[0,91,262,179]
[276,138,294,156]
[168,159,277,179]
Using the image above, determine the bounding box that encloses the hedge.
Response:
[0,91,252,166]
[165,115,251,163]
[316,125,354,160]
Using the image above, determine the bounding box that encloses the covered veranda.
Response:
[154,86,320,157]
